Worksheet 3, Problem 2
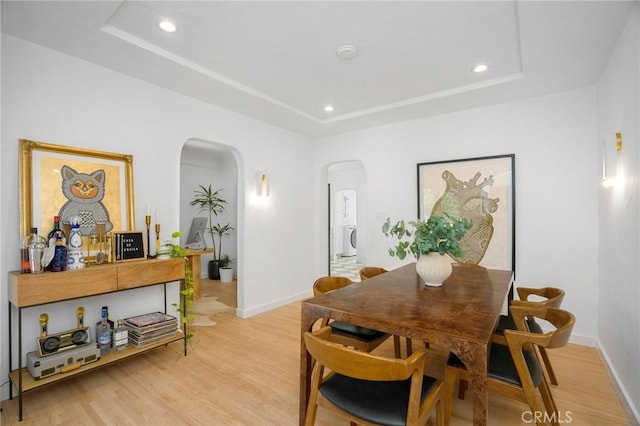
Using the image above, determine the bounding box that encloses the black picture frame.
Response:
[113,231,147,262]
[417,154,515,271]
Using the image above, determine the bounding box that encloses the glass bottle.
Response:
[97,306,112,356]
[50,232,67,272]
[46,216,67,272]
[95,305,114,342]
[113,319,128,352]
[27,227,46,274]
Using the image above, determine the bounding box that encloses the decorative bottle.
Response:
[97,306,112,356]
[27,227,46,274]
[50,232,67,272]
[46,216,65,245]
[67,218,85,270]
[47,217,67,272]
[113,319,128,352]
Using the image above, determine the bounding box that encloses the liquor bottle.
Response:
[46,216,66,246]
[27,227,46,274]
[50,232,67,272]
[97,306,112,356]
[95,305,114,342]
[47,216,67,272]
[113,319,128,352]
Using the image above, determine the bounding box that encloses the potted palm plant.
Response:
[190,184,227,279]
[382,214,472,287]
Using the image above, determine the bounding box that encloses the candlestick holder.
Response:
[146,215,153,258]
[155,223,161,252]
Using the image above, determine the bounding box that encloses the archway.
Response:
[327,160,366,280]
[180,139,239,309]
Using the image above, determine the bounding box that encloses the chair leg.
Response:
[538,377,559,426]
[435,399,444,426]
[406,338,413,356]
[442,366,462,426]
[539,347,558,386]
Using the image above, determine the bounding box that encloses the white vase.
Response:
[219,267,234,283]
[416,252,452,287]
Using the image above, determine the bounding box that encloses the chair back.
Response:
[358,266,388,281]
[304,327,423,382]
[312,276,353,296]
[507,305,575,350]
[514,287,565,309]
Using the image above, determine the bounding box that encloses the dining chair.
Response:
[494,287,565,386]
[358,266,388,281]
[443,306,575,426]
[313,276,400,357]
[457,285,566,400]
[304,326,445,426]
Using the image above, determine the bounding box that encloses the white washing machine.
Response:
[342,225,357,257]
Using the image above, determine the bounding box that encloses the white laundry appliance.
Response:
[342,225,357,257]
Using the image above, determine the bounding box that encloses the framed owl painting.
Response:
[417,154,515,272]
[19,139,135,248]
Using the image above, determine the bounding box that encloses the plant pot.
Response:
[219,267,234,283]
[416,252,452,287]
[208,260,220,280]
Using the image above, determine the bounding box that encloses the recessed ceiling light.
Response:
[473,64,488,73]
[324,105,334,112]
[336,45,358,60]
[159,20,176,33]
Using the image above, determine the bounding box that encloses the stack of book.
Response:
[124,312,178,347]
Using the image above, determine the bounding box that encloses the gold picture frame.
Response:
[19,139,135,249]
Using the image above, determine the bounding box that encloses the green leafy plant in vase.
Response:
[382,214,472,286]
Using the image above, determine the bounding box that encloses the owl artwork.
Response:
[58,165,113,235]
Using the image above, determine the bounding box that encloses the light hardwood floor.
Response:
[1,280,632,425]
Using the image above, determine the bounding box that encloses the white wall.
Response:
[597,8,640,422]
[0,35,315,400]
[314,88,600,345]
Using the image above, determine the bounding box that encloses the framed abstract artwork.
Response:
[19,139,135,246]
[417,154,515,271]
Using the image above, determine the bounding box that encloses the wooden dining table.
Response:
[299,262,513,426]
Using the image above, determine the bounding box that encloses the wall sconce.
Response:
[602,132,622,188]
[256,171,270,197]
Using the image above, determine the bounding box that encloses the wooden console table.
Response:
[7,258,186,421]
[184,248,213,301]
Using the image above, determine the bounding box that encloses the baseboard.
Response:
[236,290,311,318]
[597,341,640,425]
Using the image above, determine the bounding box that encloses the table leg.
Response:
[453,342,489,426]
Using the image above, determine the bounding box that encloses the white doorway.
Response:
[328,161,366,280]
